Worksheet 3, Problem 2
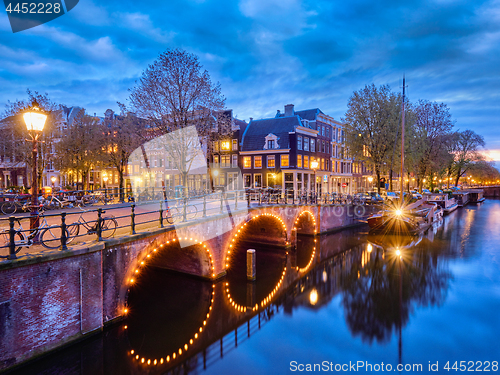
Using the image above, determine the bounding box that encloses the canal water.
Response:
[9,200,500,374]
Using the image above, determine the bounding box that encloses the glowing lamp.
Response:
[395,209,402,216]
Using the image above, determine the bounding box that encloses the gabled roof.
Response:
[294,108,323,121]
[241,116,302,151]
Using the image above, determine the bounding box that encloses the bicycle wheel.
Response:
[186,205,198,220]
[66,223,80,244]
[163,208,174,225]
[101,216,117,238]
[169,207,180,223]
[40,226,69,249]
[0,230,23,256]
[1,202,17,215]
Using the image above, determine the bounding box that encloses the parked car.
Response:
[410,190,422,199]
[368,191,384,203]
[382,191,399,201]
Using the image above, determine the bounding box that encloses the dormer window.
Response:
[263,133,279,149]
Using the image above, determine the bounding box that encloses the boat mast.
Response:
[400,76,405,208]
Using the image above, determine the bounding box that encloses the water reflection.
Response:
[9,202,500,375]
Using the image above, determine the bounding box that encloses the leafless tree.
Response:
[129,49,226,190]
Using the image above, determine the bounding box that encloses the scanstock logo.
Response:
[4,0,79,33]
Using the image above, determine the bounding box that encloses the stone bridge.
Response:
[0,203,371,372]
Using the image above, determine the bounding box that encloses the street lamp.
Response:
[311,159,319,190]
[367,176,373,192]
[51,176,56,188]
[103,174,109,204]
[24,100,47,231]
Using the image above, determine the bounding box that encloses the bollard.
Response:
[159,201,164,228]
[8,216,16,260]
[60,212,68,250]
[131,204,136,234]
[247,249,256,280]
[97,208,103,241]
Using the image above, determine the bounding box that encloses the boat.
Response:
[467,189,485,203]
[425,193,458,215]
[452,191,470,207]
[367,77,443,235]
[368,199,443,234]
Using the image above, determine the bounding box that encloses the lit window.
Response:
[243,156,251,168]
[281,155,289,168]
[221,141,231,151]
[267,155,275,168]
[304,155,309,169]
[297,154,302,168]
[254,156,262,168]
[213,142,219,152]
[221,155,230,168]
[254,174,262,188]
[214,155,219,166]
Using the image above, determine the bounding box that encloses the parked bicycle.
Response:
[163,199,198,223]
[66,207,118,240]
[0,207,72,256]
[1,194,30,215]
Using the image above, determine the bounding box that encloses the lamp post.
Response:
[367,176,373,192]
[23,100,47,231]
[311,160,319,202]
[103,174,108,204]
[51,176,56,188]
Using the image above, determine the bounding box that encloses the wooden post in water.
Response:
[247,249,256,280]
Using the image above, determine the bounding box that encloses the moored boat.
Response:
[452,191,470,207]
[467,189,485,203]
[425,193,458,215]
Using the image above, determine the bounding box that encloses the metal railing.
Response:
[1,189,376,260]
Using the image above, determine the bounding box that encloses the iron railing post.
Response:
[97,208,103,241]
[220,192,224,213]
[203,195,207,217]
[8,216,16,260]
[131,204,136,234]
[159,201,164,228]
[235,191,238,210]
[183,197,187,222]
[60,212,68,250]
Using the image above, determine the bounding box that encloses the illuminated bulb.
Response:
[395,209,402,216]
[190,339,193,344]
[160,359,164,364]
[136,355,139,360]
[184,344,188,350]
[141,358,145,363]
[179,348,182,355]
[195,333,198,339]
[173,353,176,359]
[147,359,151,365]
[167,356,170,362]
[396,250,401,256]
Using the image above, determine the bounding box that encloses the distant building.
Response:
[240,104,353,194]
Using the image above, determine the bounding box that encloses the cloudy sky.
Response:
[1,0,499,158]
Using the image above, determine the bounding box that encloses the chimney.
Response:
[249,117,253,122]
[284,104,294,117]
[275,110,281,118]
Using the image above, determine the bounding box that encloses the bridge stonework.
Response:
[0,204,369,372]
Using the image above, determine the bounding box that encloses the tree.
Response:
[344,84,401,193]
[100,105,147,201]
[412,100,454,192]
[129,49,226,190]
[55,110,102,190]
[451,130,485,186]
[3,89,61,190]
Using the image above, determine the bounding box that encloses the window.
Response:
[268,140,275,149]
[213,142,219,152]
[221,155,230,168]
[232,154,238,168]
[254,174,262,188]
[232,139,238,151]
[214,155,219,166]
[318,125,322,135]
[297,135,302,150]
[326,127,329,138]
[310,139,315,152]
[304,137,309,151]
[221,141,231,151]
[244,174,252,188]
[281,155,289,168]
[297,154,302,168]
[267,155,275,168]
[322,126,325,136]
[243,156,251,168]
[254,156,262,168]
[321,158,325,170]
[304,155,309,169]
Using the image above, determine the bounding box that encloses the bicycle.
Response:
[67,207,118,240]
[1,194,27,215]
[0,207,72,255]
[163,199,198,223]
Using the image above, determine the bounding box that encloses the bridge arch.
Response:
[292,209,317,235]
[223,212,289,271]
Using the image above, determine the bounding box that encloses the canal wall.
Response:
[0,203,371,372]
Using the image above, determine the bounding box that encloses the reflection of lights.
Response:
[367,243,373,253]
[322,270,327,283]
[226,213,287,270]
[297,246,316,273]
[309,289,318,305]
[294,210,317,234]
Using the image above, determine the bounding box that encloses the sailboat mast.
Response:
[400,76,405,207]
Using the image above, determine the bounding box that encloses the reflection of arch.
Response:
[297,238,316,273]
[127,283,215,367]
[224,213,288,271]
[122,237,217,315]
[293,210,317,235]
[224,265,287,313]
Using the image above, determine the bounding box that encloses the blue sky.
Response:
[1,0,500,159]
